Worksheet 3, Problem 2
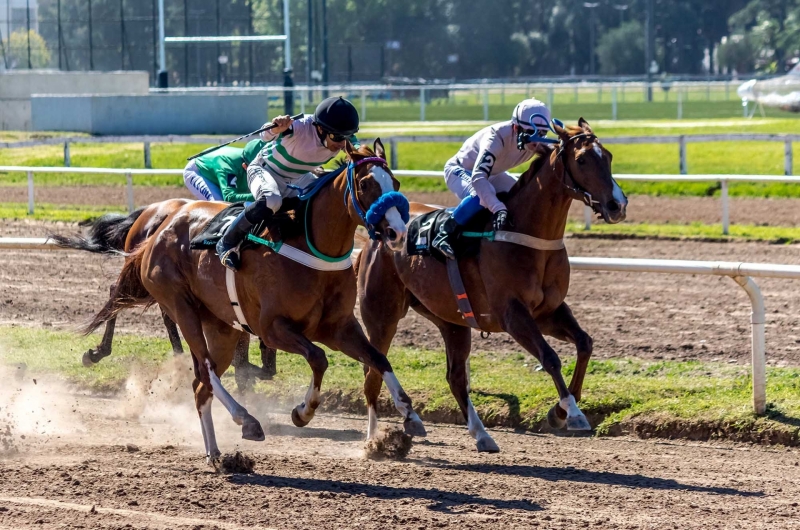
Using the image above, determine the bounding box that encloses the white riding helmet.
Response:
[512,98,551,136]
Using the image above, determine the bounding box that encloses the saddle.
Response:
[407,207,492,262]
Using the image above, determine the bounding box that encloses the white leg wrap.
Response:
[466,398,489,440]
[383,372,420,422]
[205,359,248,424]
[367,406,379,440]
[560,394,582,418]
[297,375,321,422]
[198,398,219,461]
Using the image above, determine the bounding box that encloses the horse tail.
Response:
[81,244,155,335]
[49,208,145,254]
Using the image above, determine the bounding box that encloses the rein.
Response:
[344,156,410,240]
[554,132,603,210]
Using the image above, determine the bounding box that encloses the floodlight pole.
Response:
[283,0,294,114]
[157,0,167,87]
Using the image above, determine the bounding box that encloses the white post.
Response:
[732,276,766,415]
[611,86,618,121]
[679,135,687,174]
[143,142,152,169]
[389,138,398,170]
[420,87,426,121]
[743,100,748,118]
[126,172,134,214]
[525,82,530,99]
[597,83,602,103]
[785,139,793,176]
[583,205,592,230]
[547,85,554,110]
[63,141,70,167]
[300,89,306,114]
[282,0,291,69]
[27,171,34,215]
[677,89,683,120]
[721,179,729,235]
[157,0,166,75]
[482,87,489,121]
[361,89,367,122]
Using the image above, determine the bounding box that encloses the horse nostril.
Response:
[386,228,398,241]
[606,200,620,213]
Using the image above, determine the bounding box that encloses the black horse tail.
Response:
[49,208,145,254]
[81,243,155,335]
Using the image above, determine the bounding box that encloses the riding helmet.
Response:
[313,96,360,136]
[512,98,551,132]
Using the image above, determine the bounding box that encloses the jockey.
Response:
[183,139,264,202]
[431,98,552,260]
[216,96,360,270]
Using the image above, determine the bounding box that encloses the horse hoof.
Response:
[566,414,592,432]
[255,368,274,381]
[206,449,222,468]
[403,418,427,438]
[82,349,99,367]
[547,405,567,429]
[291,407,311,428]
[476,437,500,453]
[242,415,265,441]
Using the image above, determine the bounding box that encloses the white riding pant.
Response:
[184,160,223,201]
[246,164,318,213]
[443,159,517,201]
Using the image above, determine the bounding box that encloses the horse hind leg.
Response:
[83,283,118,366]
[439,322,499,452]
[537,302,594,430]
[162,308,184,355]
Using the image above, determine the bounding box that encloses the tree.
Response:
[3,30,52,69]
[717,33,761,73]
[596,20,644,75]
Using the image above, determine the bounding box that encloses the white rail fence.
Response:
[2,235,795,416]
[1,165,798,236]
[2,134,798,178]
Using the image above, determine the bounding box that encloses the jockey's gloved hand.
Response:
[493,209,510,232]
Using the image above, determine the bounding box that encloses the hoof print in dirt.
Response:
[364,426,412,460]
[221,451,256,474]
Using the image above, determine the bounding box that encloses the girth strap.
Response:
[226,268,255,335]
[446,259,481,330]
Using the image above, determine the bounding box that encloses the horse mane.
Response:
[505,125,584,199]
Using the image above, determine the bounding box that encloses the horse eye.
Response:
[577,156,586,165]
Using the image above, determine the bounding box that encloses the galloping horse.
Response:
[59,140,426,462]
[356,119,627,452]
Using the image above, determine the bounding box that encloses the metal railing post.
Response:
[732,275,766,415]
[126,171,134,213]
[584,205,592,230]
[482,87,489,121]
[677,89,683,120]
[361,89,367,122]
[420,87,426,121]
[611,86,618,121]
[144,142,152,169]
[547,85,554,110]
[27,171,34,215]
[679,135,687,174]
[300,89,306,115]
[63,141,71,167]
[785,139,793,176]
[721,179,729,235]
[389,138,398,170]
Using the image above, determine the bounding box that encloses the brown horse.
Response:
[61,140,426,463]
[356,119,627,452]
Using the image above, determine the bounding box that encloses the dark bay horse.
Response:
[59,140,426,463]
[356,119,627,452]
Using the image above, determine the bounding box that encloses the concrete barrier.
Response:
[31,93,270,135]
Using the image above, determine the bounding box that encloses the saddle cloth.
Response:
[406,207,491,261]
[189,199,301,251]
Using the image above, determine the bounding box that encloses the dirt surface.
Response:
[2,219,799,366]
[6,184,800,226]
[0,372,798,530]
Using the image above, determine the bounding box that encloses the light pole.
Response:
[584,2,599,76]
[645,0,654,101]
[157,0,167,87]
[283,0,294,114]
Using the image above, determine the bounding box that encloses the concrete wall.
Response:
[32,93,269,135]
[0,70,150,130]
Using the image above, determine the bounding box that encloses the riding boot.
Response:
[431,216,460,260]
[216,211,253,271]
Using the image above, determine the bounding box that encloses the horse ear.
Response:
[552,119,570,142]
[373,138,385,159]
[578,117,593,134]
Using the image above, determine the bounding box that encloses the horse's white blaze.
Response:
[198,398,220,460]
[205,359,247,424]
[592,143,603,158]
[372,166,395,194]
[611,178,626,205]
[385,206,408,239]
[367,405,379,440]
[297,375,321,421]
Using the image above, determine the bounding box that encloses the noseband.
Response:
[345,156,410,239]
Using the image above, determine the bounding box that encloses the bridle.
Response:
[344,156,410,240]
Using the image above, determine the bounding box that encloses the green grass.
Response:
[0,202,128,222]
[2,325,799,442]
[568,221,800,242]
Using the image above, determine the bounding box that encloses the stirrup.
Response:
[219,246,241,271]
[433,234,456,260]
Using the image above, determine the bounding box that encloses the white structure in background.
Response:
[0,0,39,42]
[738,63,800,116]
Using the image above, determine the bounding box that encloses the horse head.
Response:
[344,139,409,251]
[552,118,628,224]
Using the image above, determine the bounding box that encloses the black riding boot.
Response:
[431,216,460,260]
[216,211,252,271]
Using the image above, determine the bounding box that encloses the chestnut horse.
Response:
[356,119,627,452]
[61,140,426,463]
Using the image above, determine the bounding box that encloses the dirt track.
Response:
[1,372,799,530]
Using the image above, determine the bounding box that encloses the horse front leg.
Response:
[327,317,426,438]
[502,299,591,431]
[536,302,594,429]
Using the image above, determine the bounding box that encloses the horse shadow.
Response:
[227,474,542,513]
[262,423,365,443]
[765,404,800,429]
[473,390,521,424]
[438,462,763,497]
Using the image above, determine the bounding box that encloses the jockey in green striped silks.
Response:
[216,96,360,270]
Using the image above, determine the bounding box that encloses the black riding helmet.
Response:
[313,96,359,137]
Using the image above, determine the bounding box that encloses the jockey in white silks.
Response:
[432,98,552,259]
[215,96,360,270]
